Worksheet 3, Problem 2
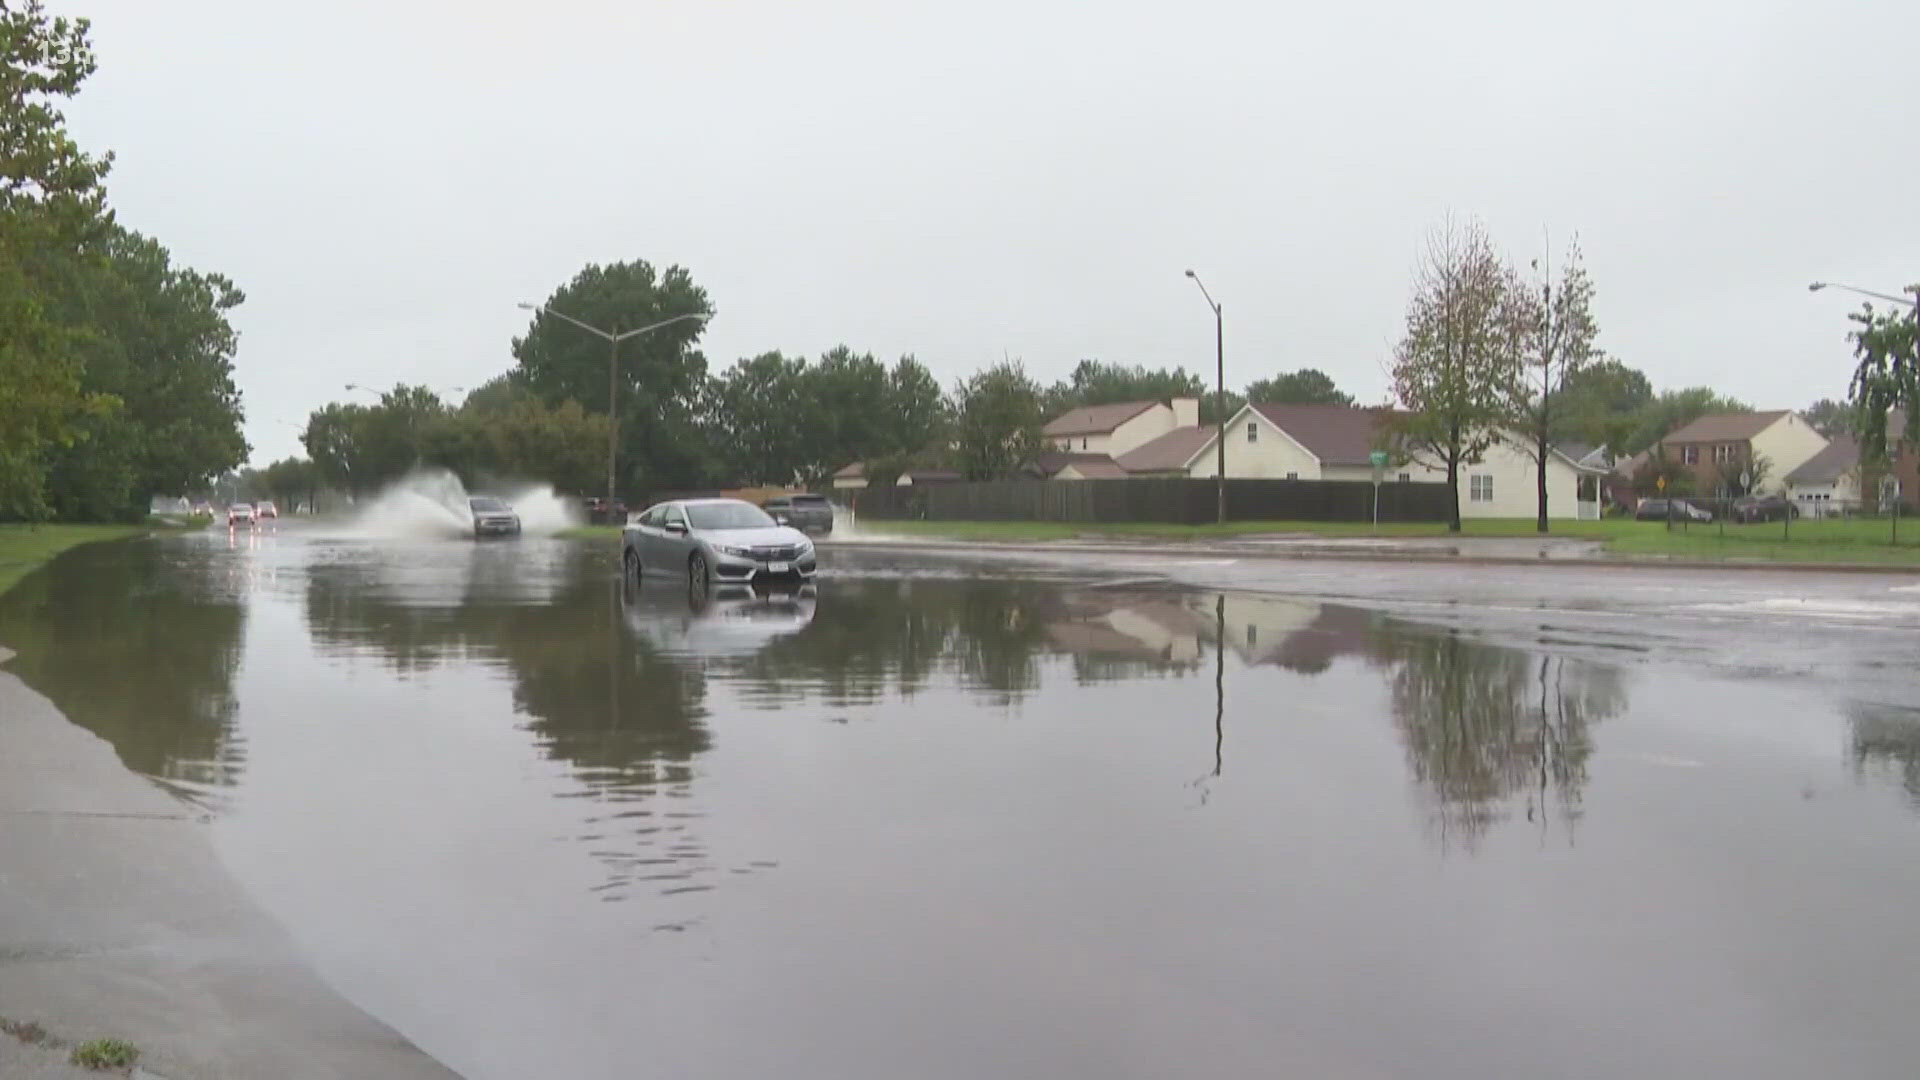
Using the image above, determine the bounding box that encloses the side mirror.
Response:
[665,521,688,535]
[773,515,790,525]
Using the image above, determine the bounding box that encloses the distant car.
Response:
[226,503,256,527]
[254,500,278,520]
[1731,495,1799,523]
[468,496,522,538]
[1635,498,1712,523]
[761,493,835,534]
[623,498,817,591]
[190,501,213,517]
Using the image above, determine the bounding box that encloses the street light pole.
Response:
[515,304,710,512]
[1185,270,1226,524]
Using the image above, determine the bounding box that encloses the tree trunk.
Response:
[1536,424,1549,533]
[1445,450,1462,533]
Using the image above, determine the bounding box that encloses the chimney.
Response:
[1171,397,1199,428]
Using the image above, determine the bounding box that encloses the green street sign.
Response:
[1369,450,1389,468]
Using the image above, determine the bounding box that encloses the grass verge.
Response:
[69,1038,139,1071]
[0,518,205,598]
[850,517,1920,565]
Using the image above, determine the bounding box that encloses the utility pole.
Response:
[1186,270,1227,524]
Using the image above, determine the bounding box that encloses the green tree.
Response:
[1714,451,1771,498]
[1043,360,1206,417]
[1510,238,1602,532]
[1243,368,1353,406]
[953,361,1046,480]
[1803,397,1855,439]
[39,227,248,520]
[1846,301,1919,470]
[1388,218,1529,532]
[257,456,320,513]
[884,355,949,460]
[1632,447,1695,497]
[1555,359,1653,451]
[0,2,115,519]
[511,261,713,494]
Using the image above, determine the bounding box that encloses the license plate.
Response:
[766,562,789,574]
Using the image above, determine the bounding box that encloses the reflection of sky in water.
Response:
[6,532,1920,1080]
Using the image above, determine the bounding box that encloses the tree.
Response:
[1510,238,1602,532]
[1555,359,1653,451]
[39,226,248,520]
[884,355,948,460]
[1714,452,1771,499]
[1042,359,1206,421]
[1622,387,1750,455]
[1388,218,1529,532]
[1243,368,1353,407]
[1632,447,1695,497]
[707,350,810,486]
[1804,397,1856,439]
[0,2,115,519]
[511,261,713,494]
[953,361,1046,480]
[1846,301,1920,472]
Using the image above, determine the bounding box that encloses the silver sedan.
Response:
[623,498,819,591]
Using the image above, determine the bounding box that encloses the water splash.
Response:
[349,468,582,539]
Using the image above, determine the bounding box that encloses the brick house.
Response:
[1655,411,1827,496]
[1859,407,1919,511]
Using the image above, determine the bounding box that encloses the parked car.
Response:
[623,498,817,591]
[584,496,628,526]
[468,496,522,538]
[255,500,278,520]
[1731,495,1799,523]
[226,503,256,527]
[761,493,835,534]
[1635,498,1712,523]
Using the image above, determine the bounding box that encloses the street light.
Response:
[343,383,380,399]
[515,303,711,511]
[1184,269,1226,524]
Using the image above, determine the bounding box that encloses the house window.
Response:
[1246,421,1258,444]
[1398,472,1411,482]
[1713,443,1736,463]
[1682,445,1698,465]
[1286,471,1298,480]
[1246,625,1257,647]
[1470,474,1493,502]
[1081,437,1088,450]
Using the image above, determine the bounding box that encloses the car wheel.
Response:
[688,552,709,596]
[624,547,642,583]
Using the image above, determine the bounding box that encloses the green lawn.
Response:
[850,516,1920,565]
[0,519,205,598]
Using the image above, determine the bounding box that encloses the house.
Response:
[1655,411,1828,496]
[1042,398,1199,457]
[831,462,868,490]
[1866,407,1918,511]
[1179,403,1606,519]
[894,469,961,486]
[1113,426,1217,477]
[1029,450,1132,480]
[1784,435,1861,517]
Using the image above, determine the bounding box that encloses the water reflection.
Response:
[1849,702,1920,808]
[1368,624,1624,847]
[0,540,246,800]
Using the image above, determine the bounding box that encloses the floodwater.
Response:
[4,527,1920,1079]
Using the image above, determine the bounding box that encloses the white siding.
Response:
[1407,435,1590,519]
[1750,414,1829,494]
[1186,409,1323,479]
[1107,406,1181,457]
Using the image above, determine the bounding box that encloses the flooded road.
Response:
[4,527,1920,1079]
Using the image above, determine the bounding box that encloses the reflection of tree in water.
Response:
[304,554,716,906]
[0,540,246,798]
[1848,703,1920,809]
[1368,625,1625,848]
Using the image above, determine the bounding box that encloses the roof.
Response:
[1784,435,1859,484]
[900,469,961,482]
[1116,426,1216,473]
[833,461,864,479]
[1661,411,1789,444]
[1043,400,1159,437]
[1033,450,1127,477]
[1248,403,1393,465]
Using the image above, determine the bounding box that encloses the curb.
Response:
[819,538,1920,576]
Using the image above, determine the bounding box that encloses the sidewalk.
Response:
[0,648,461,1080]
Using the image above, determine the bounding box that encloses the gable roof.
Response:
[1032,450,1129,478]
[1116,426,1215,473]
[1661,411,1789,444]
[1248,403,1393,465]
[1043,400,1159,437]
[1784,435,1859,484]
[833,461,865,479]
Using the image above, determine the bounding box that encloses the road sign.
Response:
[1369,450,1388,468]
[1656,475,1667,492]
[1740,469,1753,490]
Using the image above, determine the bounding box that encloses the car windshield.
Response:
[792,495,828,506]
[229,504,250,511]
[686,502,775,530]
[469,497,508,512]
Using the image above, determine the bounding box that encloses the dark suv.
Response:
[761,493,835,534]
[1731,495,1799,523]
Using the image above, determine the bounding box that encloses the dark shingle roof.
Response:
[1116,426,1215,473]
[1248,404,1394,465]
[1043,400,1159,437]
[1784,435,1859,484]
[1661,411,1788,443]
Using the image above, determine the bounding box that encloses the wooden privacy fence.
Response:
[852,477,1452,524]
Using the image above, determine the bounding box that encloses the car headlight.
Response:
[715,544,751,557]
[796,537,815,554]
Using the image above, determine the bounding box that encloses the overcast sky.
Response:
[59,0,1920,465]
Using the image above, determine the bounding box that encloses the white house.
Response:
[1164,403,1606,520]
[1784,435,1860,517]
[1042,398,1199,457]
